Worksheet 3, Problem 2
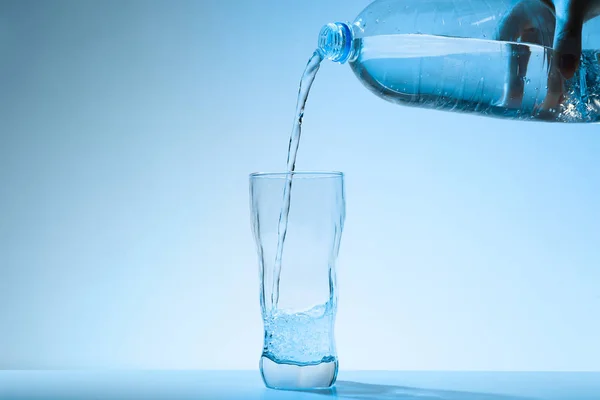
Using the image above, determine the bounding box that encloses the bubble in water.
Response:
[263,303,335,364]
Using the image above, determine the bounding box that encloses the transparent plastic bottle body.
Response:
[318,0,600,122]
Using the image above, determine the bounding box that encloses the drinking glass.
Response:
[249,171,346,390]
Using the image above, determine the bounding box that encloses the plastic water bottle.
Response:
[317,0,600,123]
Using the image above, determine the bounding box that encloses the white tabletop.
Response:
[1,371,598,399]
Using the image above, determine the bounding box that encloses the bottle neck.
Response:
[318,22,354,64]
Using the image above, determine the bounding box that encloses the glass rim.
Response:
[249,171,344,179]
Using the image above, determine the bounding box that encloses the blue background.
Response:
[1,0,599,371]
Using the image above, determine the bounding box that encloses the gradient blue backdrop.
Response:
[1,0,599,371]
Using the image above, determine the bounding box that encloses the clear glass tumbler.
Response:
[249,171,346,390]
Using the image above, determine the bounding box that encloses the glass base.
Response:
[259,355,338,390]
